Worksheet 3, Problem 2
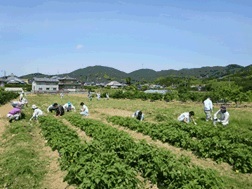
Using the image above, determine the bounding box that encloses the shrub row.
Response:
[65,114,224,188]
[107,116,252,173]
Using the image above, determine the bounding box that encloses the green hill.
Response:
[20,64,249,83]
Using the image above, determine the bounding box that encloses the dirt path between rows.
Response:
[0,103,11,155]
[62,118,158,189]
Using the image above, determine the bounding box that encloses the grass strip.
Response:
[0,122,46,189]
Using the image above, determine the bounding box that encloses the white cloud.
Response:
[76,44,84,50]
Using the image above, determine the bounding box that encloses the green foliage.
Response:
[64,114,224,188]
[108,116,252,173]
[0,123,46,189]
[39,116,141,188]
[4,83,32,91]
[0,88,19,105]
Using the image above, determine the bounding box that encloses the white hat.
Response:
[32,104,37,109]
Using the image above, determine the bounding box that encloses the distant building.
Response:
[32,77,59,93]
[58,76,81,92]
[144,90,168,94]
[0,78,5,87]
[105,81,123,88]
[1,73,26,85]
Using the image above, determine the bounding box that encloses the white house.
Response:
[105,81,123,88]
[32,77,59,93]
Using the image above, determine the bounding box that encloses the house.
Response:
[58,76,81,92]
[32,77,59,93]
[0,78,5,87]
[1,73,26,85]
[105,81,123,88]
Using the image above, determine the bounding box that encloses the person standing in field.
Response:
[203,97,213,121]
[19,91,24,101]
[132,110,144,121]
[30,104,43,121]
[88,90,92,101]
[53,103,65,116]
[106,93,110,100]
[60,92,64,99]
[177,111,197,125]
[7,106,22,123]
[96,92,101,101]
[213,106,230,126]
[80,102,89,116]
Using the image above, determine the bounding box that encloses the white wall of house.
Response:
[32,81,59,92]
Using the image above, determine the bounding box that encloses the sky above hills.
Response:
[1,0,252,76]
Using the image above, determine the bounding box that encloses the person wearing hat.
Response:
[177,111,197,125]
[132,110,144,121]
[203,97,213,121]
[213,106,230,126]
[7,106,22,123]
[63,102,76,112]
[80,102,89,116]
[30,104,43,121]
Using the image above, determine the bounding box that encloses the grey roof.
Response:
[6,74,26,84]
[106,81,122,86]
[33,77,59,82]
[59,76,76,80]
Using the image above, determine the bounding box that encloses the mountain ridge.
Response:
[20,64,251,83]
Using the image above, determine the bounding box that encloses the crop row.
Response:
[39,116,141,189]
[65,114,224,188]
[107,116,252,173]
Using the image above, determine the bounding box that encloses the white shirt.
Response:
[30,108,43,120]
[214,109,230,125]
[178,112,190,123]
[81,105,89,113]
[63,103,76,111]
[204,98,213,111]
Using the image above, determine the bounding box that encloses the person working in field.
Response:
[47,103,58,113]
[213,106,230,126]
[80,102,89,116]
[132,110,144,121]
[53,103,65,116]
[21,97,28,107]
[11,100,25,109]
[63,102,76,112]
[19,91,24,101]
[203,97,213,121]
[7,106,22,123]
[177,111,197,125]
[30,104,43,121]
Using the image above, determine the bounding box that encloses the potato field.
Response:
[0,93,252,189]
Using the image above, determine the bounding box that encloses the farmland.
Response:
[0,93,252,189]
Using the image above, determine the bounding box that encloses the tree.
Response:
[125,77,132,85]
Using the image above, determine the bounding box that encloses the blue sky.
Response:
[0,0,252,76]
